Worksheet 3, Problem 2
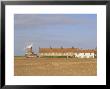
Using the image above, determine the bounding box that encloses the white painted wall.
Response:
[39,52,95,58]
[75,53,95,58]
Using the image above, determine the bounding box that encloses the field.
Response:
[14,57,97,76]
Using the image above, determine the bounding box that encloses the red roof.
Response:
[79,49,96,53]
[39,48,96,53]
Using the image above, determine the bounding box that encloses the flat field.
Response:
[14,57,97,76]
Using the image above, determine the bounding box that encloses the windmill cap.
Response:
[26,44,32,48]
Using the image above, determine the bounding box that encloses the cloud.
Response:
[14,14,96,29]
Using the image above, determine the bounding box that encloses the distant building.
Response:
[24,44,97,59]
[38,47,96,59]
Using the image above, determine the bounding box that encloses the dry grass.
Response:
[14,57,97,76]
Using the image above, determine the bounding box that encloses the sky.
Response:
[14,14,97,56]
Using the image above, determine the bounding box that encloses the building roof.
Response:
[79,49,96,53]
[39,48,96,53]
[39,48,78,53]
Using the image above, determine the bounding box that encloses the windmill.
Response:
[24,43,36,58]
[24,43,33,53]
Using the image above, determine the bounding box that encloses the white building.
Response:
[75,50,96,58]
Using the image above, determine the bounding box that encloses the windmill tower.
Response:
[25,43,36,58]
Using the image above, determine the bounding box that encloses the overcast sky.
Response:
[14,14,97,56]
